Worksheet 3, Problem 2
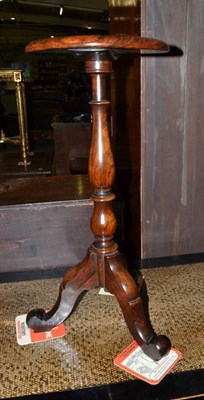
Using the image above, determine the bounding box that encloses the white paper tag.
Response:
[98,288,113,296]
[114,341,182,385]
[16,313,66,345]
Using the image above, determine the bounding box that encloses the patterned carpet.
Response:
[1,263,204,398]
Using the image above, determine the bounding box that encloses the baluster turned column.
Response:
[86,57,118,258]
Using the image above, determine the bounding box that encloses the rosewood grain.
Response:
[25,34,169,54]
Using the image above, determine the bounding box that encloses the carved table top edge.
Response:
[25,34,169,54]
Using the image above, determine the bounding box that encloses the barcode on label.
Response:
[21,322,26,336]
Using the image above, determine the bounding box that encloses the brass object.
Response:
[0,129,20,145]
[0,68,30,166]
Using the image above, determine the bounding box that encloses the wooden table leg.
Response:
[105,252,171,360]
[26,252,97,331]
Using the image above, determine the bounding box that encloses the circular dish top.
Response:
[25,34,169,54]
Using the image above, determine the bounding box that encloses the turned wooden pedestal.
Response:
[26,35,171,361]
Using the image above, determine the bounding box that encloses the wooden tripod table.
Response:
[26,35,171,361]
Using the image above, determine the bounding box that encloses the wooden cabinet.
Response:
[0,175,124,273]
[0,176,93,273]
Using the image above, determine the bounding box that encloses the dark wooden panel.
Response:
[53,122,91,176]
[0,175,93,272]
[141,0,204,258]
[179,0,204,254]
[0,174,91,205]
[0,175,124,272]
[0,150,53,177]
[0,199,93,273]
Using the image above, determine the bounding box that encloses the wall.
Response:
[110,0,204,260]
[141,0,204,258]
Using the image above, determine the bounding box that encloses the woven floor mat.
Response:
[1,263,203,398]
